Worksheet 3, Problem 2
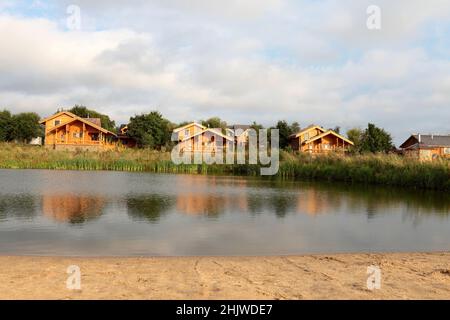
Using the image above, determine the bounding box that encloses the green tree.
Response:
[249,121,264,131]
[67,105,116,132]
[346,127,363,152]
[201,117,227,132]
[127,111,172,149]
[0,110,13,142]
[10,112,42,143]
[275,120,300,149]
[360,123,394,153]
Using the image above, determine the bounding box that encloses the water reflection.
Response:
[127,195,174,223]
[0,169,449,256]
[0,194,37,221]
[41,194,105,224]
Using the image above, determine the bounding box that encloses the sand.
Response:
[0,253,449,300]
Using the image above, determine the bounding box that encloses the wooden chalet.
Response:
[289,125,354,154]
[400,134,450,161]
[40,111,117,150]
[173,123,233,154]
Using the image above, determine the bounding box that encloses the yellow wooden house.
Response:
[40,111,117,150]
[173,122,233,153]
[289,125,354,153]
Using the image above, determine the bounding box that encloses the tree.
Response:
[249,121,264,131]
[346,127,363,152]
[0,110,13,142]
[275,120,300,149]
[10,112,42,143]
[67,105,116,132]
[360,123,393,153]
[201,117,227,132]
[127,111,172,149]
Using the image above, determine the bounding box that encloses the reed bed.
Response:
[0,143,448,190]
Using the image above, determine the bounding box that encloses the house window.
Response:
[304,133,309,141]
[54,120,61,126]
[73,132,83,139]
[444,148,450,155]
[185,129,190,137]
[323,144,331,150]
[91,133,99,141]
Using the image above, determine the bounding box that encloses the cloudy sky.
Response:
[1,0,450,144]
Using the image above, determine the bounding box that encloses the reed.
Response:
[0,143,448,190]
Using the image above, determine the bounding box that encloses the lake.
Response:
[0,169,449,256]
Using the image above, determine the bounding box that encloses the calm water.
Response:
[0,169,449,256]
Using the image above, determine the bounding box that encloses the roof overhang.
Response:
[303,130,354,145]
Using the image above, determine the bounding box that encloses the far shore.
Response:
[0,252,449,300]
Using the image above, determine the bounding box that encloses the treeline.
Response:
[0,105,395,154]
[0,110,42,143]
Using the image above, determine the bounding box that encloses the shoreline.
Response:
[1,144,449,191]
[1,252,449,300]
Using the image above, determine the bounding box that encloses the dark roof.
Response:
[83,118,101,127]
[401,134,450,148]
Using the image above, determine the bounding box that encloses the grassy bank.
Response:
[0,143,449,190]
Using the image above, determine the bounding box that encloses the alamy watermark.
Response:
[66,265,81,290]
[367,5,382,30]
[66,5,81,31]
[171,129,280,176]
[366,265,381,290]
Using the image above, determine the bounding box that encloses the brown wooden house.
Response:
[289,125,354,154]
[40,111,117,150]
[400,134,450,161]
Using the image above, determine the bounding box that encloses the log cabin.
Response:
[289,125,354,153]
[399,134,450,161]
[173,122,233,154]
[40,111,117,150]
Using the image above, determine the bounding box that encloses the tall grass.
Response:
[0,143,449,190]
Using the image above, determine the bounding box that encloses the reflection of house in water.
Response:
[42,194,105,223]
[295,188,344,216]
[174,176,248,216]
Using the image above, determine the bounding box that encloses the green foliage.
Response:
[127,111,172,149]
[201,117,227,132]
[275,120,300,149]
[346,127,363,153]
[68,105,116,132]
[0,145,448,191]
[250,121,264,131]
[0,110,13,142]
[5,112,41,143]
[360,123,394,153]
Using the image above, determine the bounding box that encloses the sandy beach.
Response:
[0,253,449,300]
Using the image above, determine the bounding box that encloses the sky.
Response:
[1,0,450,145]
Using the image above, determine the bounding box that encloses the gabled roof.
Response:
[173,122,206,133]
[45,116,116,136]
[181,128,234,142]
[303,130,354,145]
[400,134,450,149]
[41,111,116,136]
[39,111,77,124]
[289,125,326,139]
